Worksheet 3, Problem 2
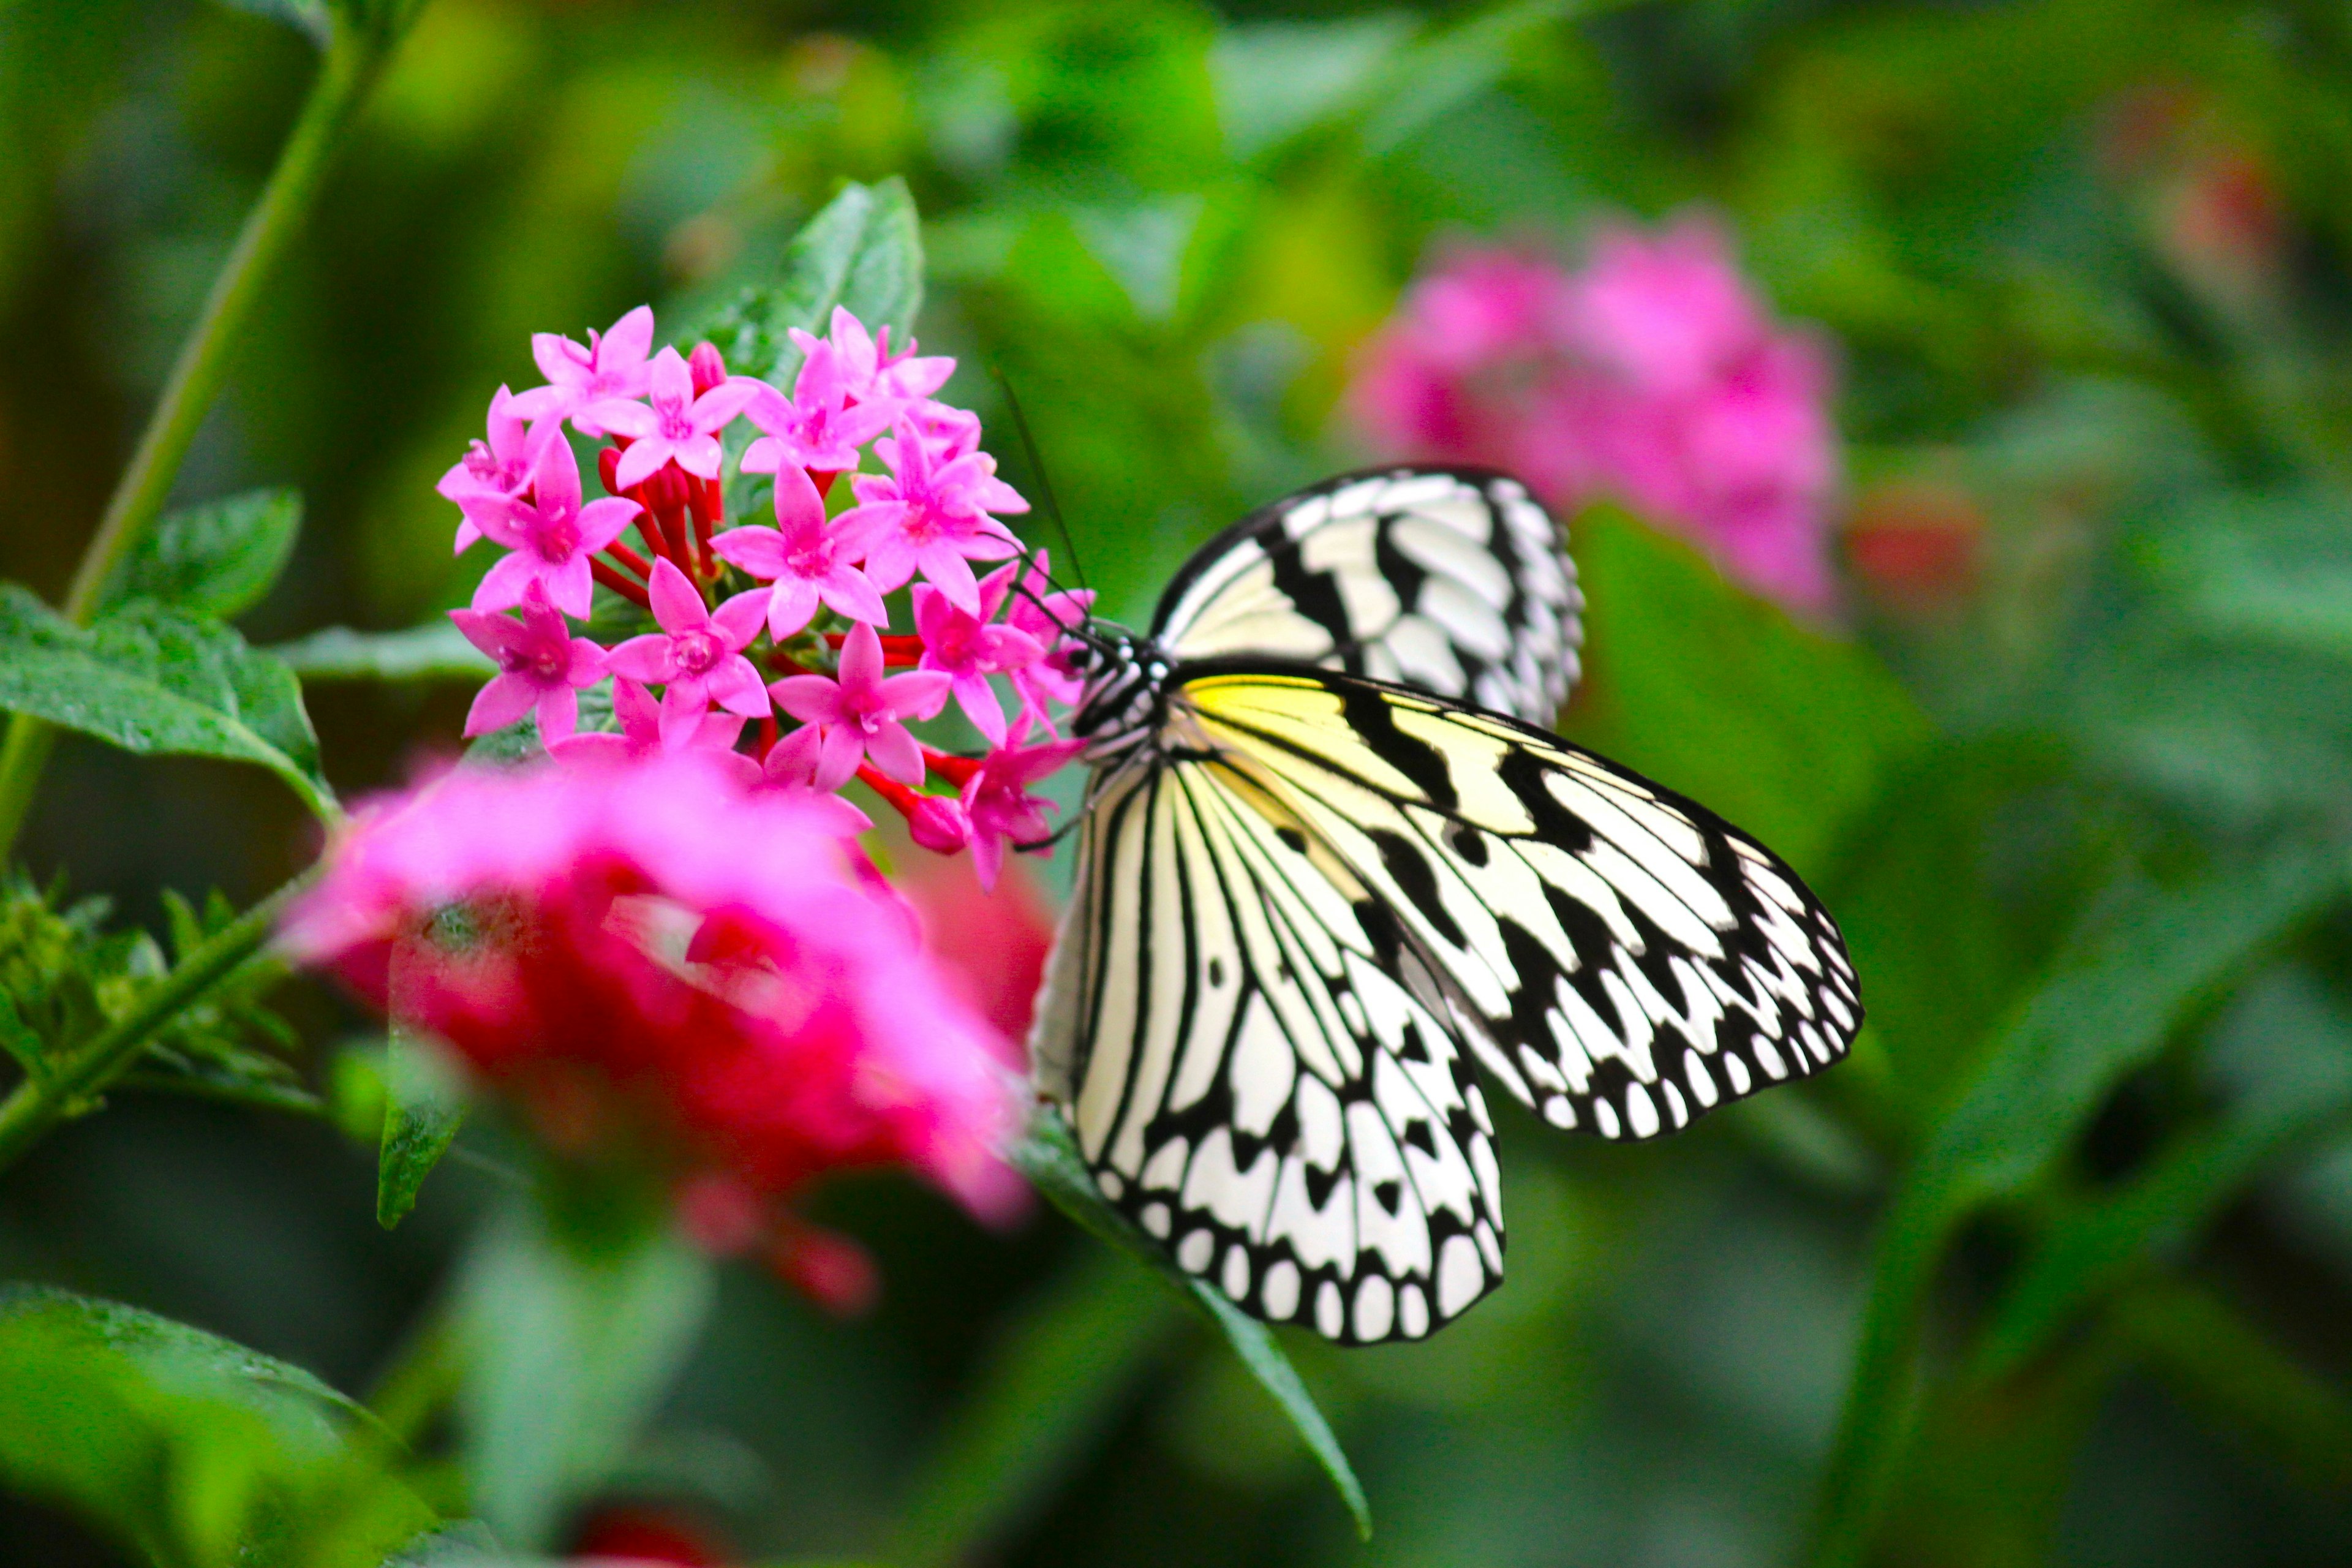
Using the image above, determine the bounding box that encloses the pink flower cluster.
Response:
[1348,218,1842,618]
[435,303,1091,886]
[282,757,1024,1295]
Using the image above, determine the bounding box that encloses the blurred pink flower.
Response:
[767,621,951,791]
[791,306,954,407]
[281,755,1023,1224]
[709,463,888,638]
[606,558,772,744]
[462,438,642,619]
[1349,219,1841,618]
[448,587,608,743]
[511,304,657,436]
[589,345,760,490]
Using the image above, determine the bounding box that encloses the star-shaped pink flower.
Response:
[835,420,1028,613]
[709,464,889,639]
[439,386,562,555]
[463,438,642,619]
[586,345,760,491]
[1001,551,1097,723]
[606,557,774,745]
[509,305,657,436]
[767,621,951,791]
[913,567,1043,746]
[789,306,955,407]
[740,340,898,478]
[960,717,1085,890]
[449,586,609,743]
[549,676,760,783]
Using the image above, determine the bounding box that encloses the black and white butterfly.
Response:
[1027,467,1860,1344]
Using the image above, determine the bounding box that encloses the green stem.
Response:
[0,21,392,860]
[0,869,314,1177]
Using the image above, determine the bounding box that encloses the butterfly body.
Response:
[1031,468,1861,1344]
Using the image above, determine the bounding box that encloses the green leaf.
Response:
[687,178,925,393]
[1010,1108,1371,1539]
[0,1287,436,1568]
[454,1194,717,1550]
[888,1250,1184,1568]
[1812,843,2346,1566]
[270,620,493,682]
[206,0,333,48]
[377,1013,466,1231]
[0,584,336,820]
[101,488,303,622]
[1210,14,1414,160]
[1977,970,2352,1376]
[1562,508,1932,876]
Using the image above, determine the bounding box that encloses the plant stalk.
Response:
[0,23,390,861]
[0,870,314,1177]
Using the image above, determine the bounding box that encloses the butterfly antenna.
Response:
[990,366,1088,593]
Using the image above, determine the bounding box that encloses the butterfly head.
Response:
[1066,624,1170,747]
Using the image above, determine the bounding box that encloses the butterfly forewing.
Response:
[1154,468,1585,725]
[1181,671,1862,1142]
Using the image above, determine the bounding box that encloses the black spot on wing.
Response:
[1368,827,1466,949]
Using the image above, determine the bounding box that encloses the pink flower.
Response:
[279,755,1023,1224]
[549,677,760,783]
[790,306,954,407]
[740,341,896,478]
[462,437,642,619]
[767,621,950,791]
[913,568,1043,746]
[587,345,760,491]
[509,305,657,436]
[606,558,773,744]
[907,794,973,855]
[1001,551,1096,722]
[960,718,1085,892]
[448,587,609,743]
[438,386,560,554]
[837,420,1028,612]
[709,464,888,638]
[1346,221,1841,619]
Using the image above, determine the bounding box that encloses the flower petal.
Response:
[646,556,707,633]
[464,673,537,736]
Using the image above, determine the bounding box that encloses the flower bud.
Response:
[907,794,972,854]
[597,445,623,496]
[688,340,728,396]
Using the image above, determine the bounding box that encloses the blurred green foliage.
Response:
[5,0,2352,1565]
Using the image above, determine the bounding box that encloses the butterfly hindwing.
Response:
[1031,747,1506,1344]
[1153,467,1584,726]
[1178,669,1863,1142]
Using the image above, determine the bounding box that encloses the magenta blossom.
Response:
[791,306,954,408]
[741,341,897,478]
[463,438,641,619]
[607,558,773,744]
[439,386,561,554]
[913,570,1043,747]
[550,677,759,783]
[1001,551,1097,721]
[510,305,657,436]
[767,622,951,791]
[589,345,760,491]
[449,587,608,743]
[961,718,1086,891]
[709,463,888,638]
[838,420,1028,612]
[906,794,973,856]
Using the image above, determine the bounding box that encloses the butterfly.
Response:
[1027,467,1861,1344]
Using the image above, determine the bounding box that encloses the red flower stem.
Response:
[591,558,652,609]
[921,747,981,786]
[660,505,697,579]
[630,494,671,567]
[856,764,924,820]
[810,468,837,500]
[689,480,718,574]
[603,539,652,579]
[757,714,777,760]
[767,650,816,678]
[824,633,925,665]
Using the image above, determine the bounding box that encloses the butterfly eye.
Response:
[1066,644,1097,673]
